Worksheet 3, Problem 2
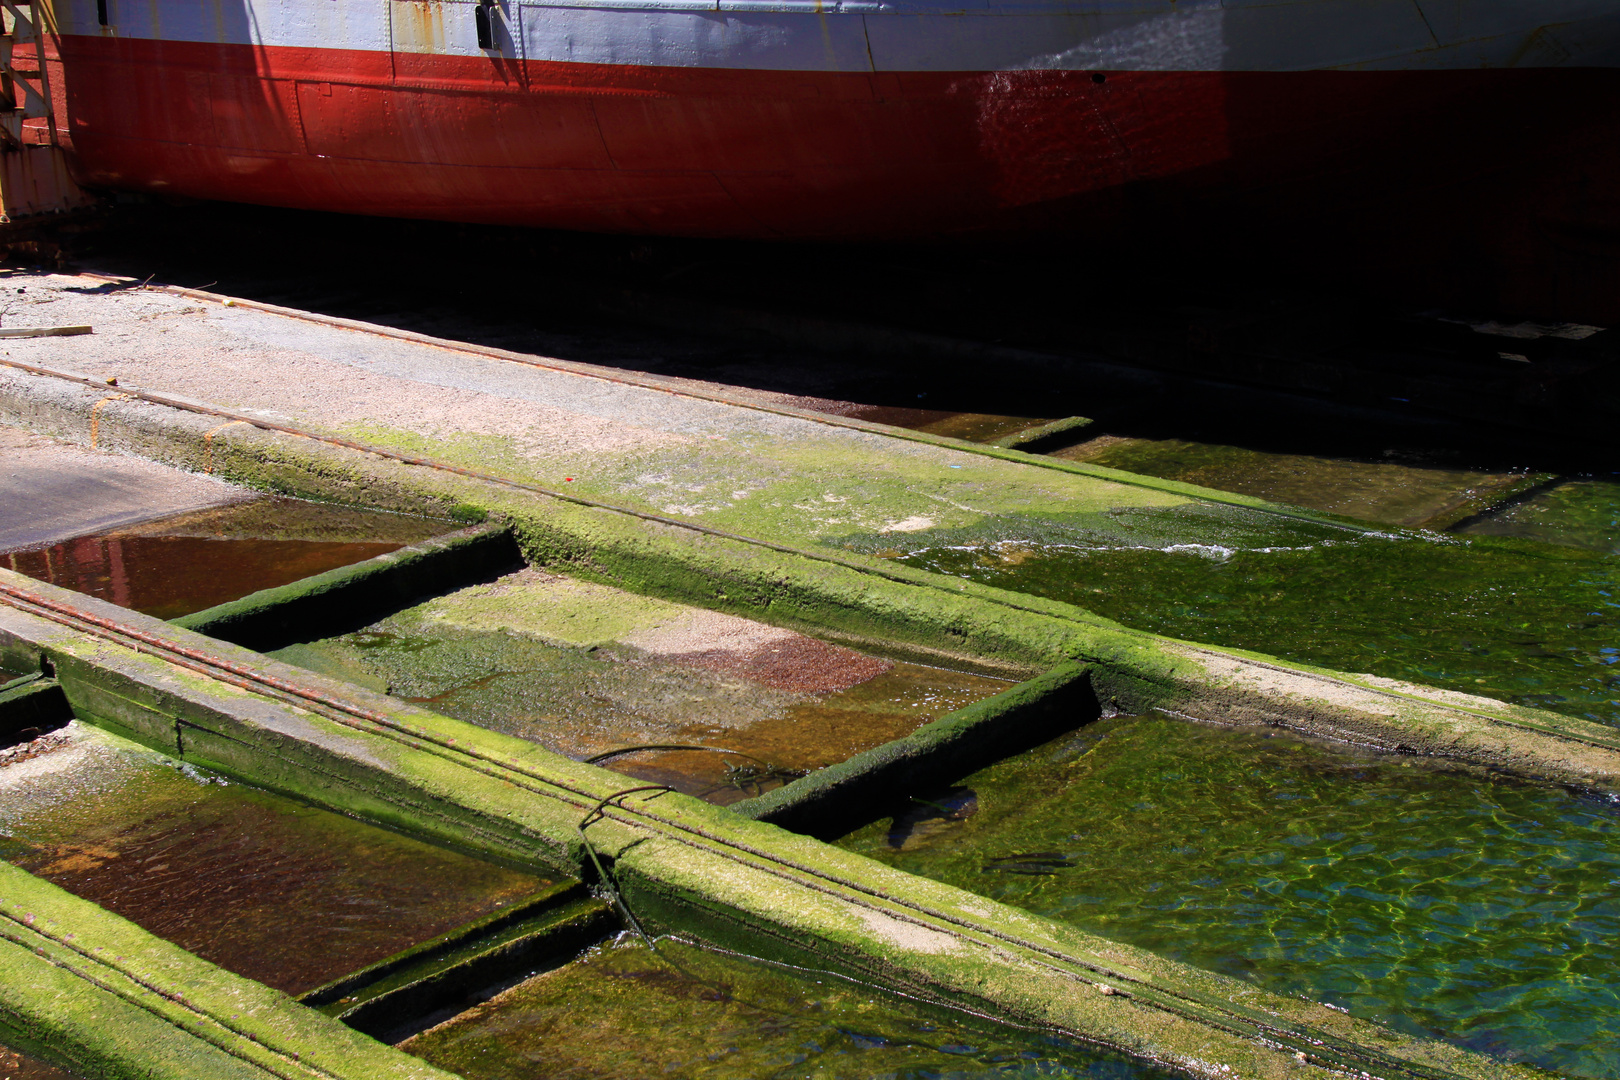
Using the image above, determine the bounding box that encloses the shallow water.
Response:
[837,714,1620,1078]
[853,407,1050,445]
[275,572,1009,804]
[279,620,1006,805]
[1459,476,1620,553]
[0,724,548,994]
[403,936,1168,1080]
[892,524,1620,726]
[4,496,448,619]
[0,1043,77,1079]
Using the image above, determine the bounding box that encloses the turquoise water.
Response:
[404,936,1171,1080]
[838,714,1620,1078]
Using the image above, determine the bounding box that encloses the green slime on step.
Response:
[1457,477,1620,554]
[1065,437,1537,529]
[838,714,1620,1078]
[0,724,548,995]
[403,935,1170,1080]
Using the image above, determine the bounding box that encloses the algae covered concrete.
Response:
[0,860,455,1080]
[0,720,550,996]
[0,273,1360,560]
[732,661,1092,837]
[0,571,1540,1080]
[4,362,1619,796]
[256,562,1007,801]
[175,522,522,652]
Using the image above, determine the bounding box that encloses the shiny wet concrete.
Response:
[0,424,248,553]
[0,722,551,996]
[4,496,451,620]
[274,568,1010,804]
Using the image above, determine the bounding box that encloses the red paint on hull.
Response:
[50,35,1620,319]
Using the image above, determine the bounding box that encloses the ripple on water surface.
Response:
[838,714,1620,1078]
[403,936,1170,1080]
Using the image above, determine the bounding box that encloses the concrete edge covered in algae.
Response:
[730,661,1097,836]
[173,522,521,651]
[0,575,1540,1080]
[0,861,454,1080]
[4,374,1615,793]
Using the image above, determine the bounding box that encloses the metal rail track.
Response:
[10,351,1590,758]
[70,270,1376,533]
[0,574,1475,1080]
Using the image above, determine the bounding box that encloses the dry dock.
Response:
[0,269,1615,1080]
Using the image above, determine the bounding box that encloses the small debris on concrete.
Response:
[0,732,71,768]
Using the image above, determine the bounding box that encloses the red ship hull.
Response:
[47,17,1620,319]
[57,36,1618,233]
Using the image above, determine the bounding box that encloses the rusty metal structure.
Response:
[0,0,87,223]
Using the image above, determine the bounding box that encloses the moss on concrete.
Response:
[418,573,687,650]
[6,374,1619,793]
[731,662,1096,837]
[0,572,1547,1080]
[174,523,522,652]
[0,861,456,1080]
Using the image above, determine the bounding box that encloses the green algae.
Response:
[1458,477,1620,553]
[837,501,1348,560]
[273,588,1009,805]
[421,574,687,649]
[276,620,796,742]
[894,530,1620,726]
[1062,437,1539,529]
[401,935,1169,1080]
[0,723,548,995]
[837,714,1620,1079]
[333,415,1234,556]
